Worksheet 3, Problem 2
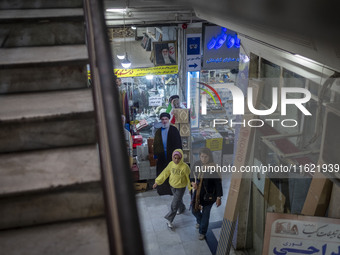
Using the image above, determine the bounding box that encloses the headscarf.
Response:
[172,150,182,159]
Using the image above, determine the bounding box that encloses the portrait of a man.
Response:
[153,41,177,66]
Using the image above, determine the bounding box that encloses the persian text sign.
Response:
[186,34,201,72]
[149,96,162,107]
[87,65,178,79]
[263,212,340,255]
[202,26,240,70]
[115,65,178,78]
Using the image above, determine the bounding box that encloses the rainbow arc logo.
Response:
[198,82,223,115]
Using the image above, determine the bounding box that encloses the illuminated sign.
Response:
[203,26,240,70]
[186,34,201,72]
[207,27,240,50]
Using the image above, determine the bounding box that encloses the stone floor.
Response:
[136,173,247,255]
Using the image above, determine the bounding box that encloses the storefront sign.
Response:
[186,34,201,72]
[202,26,240,70]
[149,96,162,106]
[87,65,178,79]
[115,65,178,78]
[263,212,340,255]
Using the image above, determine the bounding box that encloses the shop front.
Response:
[115,65,182,181]
[186,25,242,168]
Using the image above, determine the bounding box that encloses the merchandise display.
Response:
[120,74,180,181]
[189,69,237,166]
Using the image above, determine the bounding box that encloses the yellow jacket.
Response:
[155,149,191,191]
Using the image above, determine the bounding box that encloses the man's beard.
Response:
[163,55,172,64]
[161,122,170,129]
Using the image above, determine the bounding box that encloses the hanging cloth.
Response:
[124,92,130,123]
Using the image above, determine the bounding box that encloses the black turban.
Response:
[169,95,179,103]
[159,112,171,119]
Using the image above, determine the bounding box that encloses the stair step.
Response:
[0,182,104,229]
[0,145,100,196]
[0,89,93,122]
[0,21,85,47]
[0,0,83,10]
[0,65,88,94]
[0,45,88,66]
[0,89,96,152]
[0,218,110,255]
[0,8,83,20]
[0,145,104,229]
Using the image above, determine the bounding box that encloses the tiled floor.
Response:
[136,173,246,255]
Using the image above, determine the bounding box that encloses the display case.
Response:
[187,69,237,167]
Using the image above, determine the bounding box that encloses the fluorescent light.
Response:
[106,9,125,13]
[131,26,137,30]
[146,75,153,80]
[187,72,191,108]
[294,54,314,62]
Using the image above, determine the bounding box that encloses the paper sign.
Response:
[263,212,340,255]
[149,96,162,106]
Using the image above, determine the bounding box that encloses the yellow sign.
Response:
[88,65,178,79]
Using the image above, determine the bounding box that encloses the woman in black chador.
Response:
[191,147,223,240]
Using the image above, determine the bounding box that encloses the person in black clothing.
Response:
[191,147,223,240]
[153,112,182,195]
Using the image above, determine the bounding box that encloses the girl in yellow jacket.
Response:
[153,149,191,229]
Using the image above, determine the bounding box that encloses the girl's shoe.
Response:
[177,209,185,215]
[166,220,174,229]
[198,234,205,240]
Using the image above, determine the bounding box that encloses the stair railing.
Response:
[83,1,145,254]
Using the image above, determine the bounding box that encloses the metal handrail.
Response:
[83,0,145,254]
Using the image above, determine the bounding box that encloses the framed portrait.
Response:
[141,34,148,49]
[153,41,177,66]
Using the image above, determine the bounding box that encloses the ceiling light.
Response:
[117,54,125,60]
[120,11,132,69]
[131,26,136,30]
[121,53,131,69]
[106,9,125,13]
